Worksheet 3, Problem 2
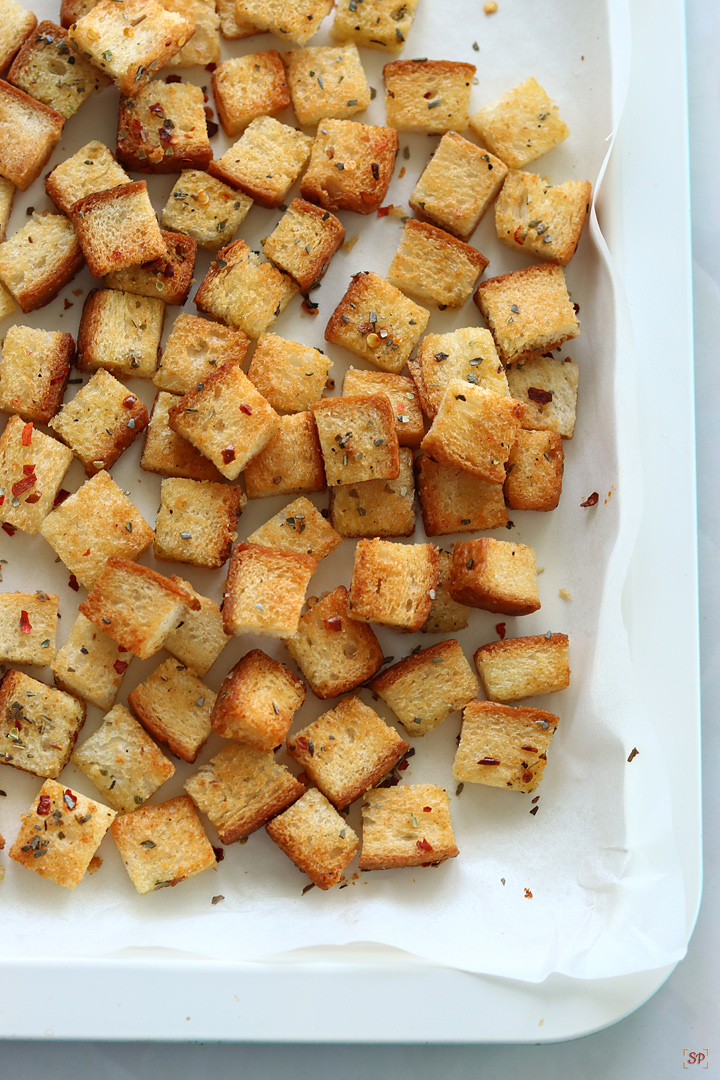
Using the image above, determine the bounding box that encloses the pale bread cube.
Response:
[128,657,215,762]
[474,632,570,704]
[349,538,439,633]
[77,289,165,380]
[246,333,332,414]
[247,497,342,561]
[0,81,63,191]
[0,0,37,72]
[300,118,397,215]
[415,452,508,535]
[505,354,579,439]
[45,141,129,216]
[104,230,197,307]
[211,648,306,749]
[342,368,424,448]
[7,20,110,118]
[449,539,540,616]
[421,548,469,634]
[0,591,59,665]
[359,784,458,869]
[387,219,489,310]
[234,0,332,46]
[311,394,400,486]
[266,788,359,889]
[329,445,415,539]
[155,314,251,396]
[111,795,216,894]
[162,0,220,67]
[284,43,370,126]
[141,392,224,481]
[163,582,230,677]
[0,669,85,778]
[325,271,429,374]
[0,211,82,312]
[495,171,592,267]
[369,639,478,737]
[331,0,419,54]
[383,59,475,134]
[49,369,149,476]
[453,699,558,792]
[116,81,212,173]
[504,429,564,511]
[212,50,289,137]
[52,613,132,711]
[469,77,569,169]
[409,327,507,420]
[0,415,73,534]
[209,116,312,208]
[0,325,75,424]
[222,543,317,638]
[194,239,298,337]
[69,181,165,279]
[153,477,244,568]
[161,170,253,252]
[244,411,326,500]
[263,199,345,292]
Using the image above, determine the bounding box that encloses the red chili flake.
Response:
[527,387,553,405]
[158,126,174,143]
[24,493,41,503]
[212,845,224,862]
[122,394,137,409]
[422,806,432,812]
[573,302,580,313]
[113,659,129,675]
[19,610,32,634]
[2,523,16,536]
[239,403,253,415]
[581,491,599,507]
[63,790,77,810]
[301,295,319,315]
[68,574,80,592]
[53,488,70,507]
[324,616,342,631]
[478,757,501,766]
[416,838,433,853]
[64,299,73,310]
[37,795,52,816]
[520,745,538,753]
[149,102,165,116]
[11,474,36,497]
[397,759,409,771]
[207,120,219,137]
[294,736,309,753]
[495,622,506,639]
[205,61,217,72]
[377,205,392,217]
[21,421,33,446]
[0,493,3,505]
[204,106,215,122]
[82,548,90,556]
[22,464,35,476]
[524,888,533,898]
[165,74,181,83]
[522,770,534,783]
[222,446,236,464]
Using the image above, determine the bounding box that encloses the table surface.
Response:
[2,0,717,1074]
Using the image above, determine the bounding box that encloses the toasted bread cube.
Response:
[184,741,305,842]
[287,695,409,809]
[167,361,280,481]
[141,391,224,481]
[284,43,370,126]
[244,411,325,499]
[349,538,439,633]
[421,547,469,634]
[449,538,540,616]
[45,141,130,216]
[212,50,289,137]
[360,784,458,869]
[495,172,592,267]
[156,314,251,395]
[153,477,244,568]
[77,289,165,380]
[9,780,115,888]
[223,543,317,638]
[248,496,342,560]
[343,368,424,448]
[67,0,195,98]
[387,219,488,310]
[325,272,429,374]
[0,211,82,312]
[116,81,211,173]
[49,369,149,476]
[505,354,579,439]
[212,648,306,749]
[209,116,312,208]
[0,326,74,424]
[0,591,59,666]
[469,77,569,170]
[72,703,175,811]
[70,181,165,279]
[409,327,507,420]
[284,584,383,698]
[162,171,253,251]
[263,199,345,292]
[0,669,85,778]
[475,263,580,366]
[0,0,36,72]
[52,613,132,710]
[415,452,507,535]
[410,132,508,242]
[128,657,215,761]
[504,429,564,511]
[0,416,73,534]
[475,632,570,704]
[454,700,558,791]
[331,0,418,54]
[234,0,332,46]
[247,333,331,414]
[217,0,258,38]
[40,472,154,590]
[311,394,400,487]
[163,582,230,676]
[369,639,478,737]
[0,81,63,191]
[7,21,110,118]
[329,445,415,538]
[420,380,525,484]
[104,230,197,306]
[194,239,298,337]
[79,556,199,660]
[384,59,475,134]
[301,118,397,215]
[266,788,359,889]
[162,0,220,67]
[111,795,216,894]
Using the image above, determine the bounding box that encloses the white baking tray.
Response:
[0,0,698,1041]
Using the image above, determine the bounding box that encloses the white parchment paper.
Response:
[0,0,689,982]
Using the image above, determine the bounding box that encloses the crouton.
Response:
[52,613,132,710]
[453,699,558,792]
[104,231,197,306]
[247,333,332,414]
[284,43,370,126]
[70,181,165,279]
[209,115,312,208]
[7,21,110,118]
[116,80,212,173]
[184,741,305,842]
[39,471,154,590]
[342,368,424,448]
[474,263,580,366]
[247,496,342,560]
[0,668,85,778]
[162,170,253,251]
[0,591,59,666]
[153,477,244,568]
[9,780,115,888]
[421,547,469,634]
[348,537,439,632]
[49,369,149,476]
[155,314,250,396]
[0,80,63,190]
[284,584,384,698]
[495,171,592,267]
[266,787,359,889]
[45,141,130,216]
[163,581,230,676]
[0,211,83,312]
[72,703,175,811]
[77,289,165,380]
[141,391,224,481]
[359,784,458,869]
[287,694,409,808]
[504,429,564,511]
[193,239,298,337]
[0,0,37,72]
[329,445,415,538]
[324,271,429,374]
[217,0,258,38]
[387,219,489,310]
[128,656,215,761]
[383,59,475,134]
[300,118,397,215]
[234,0,333,46]
[212,49,289,137]
[161,0,220,68]
[222,542,317,638]
[0,325,75,424]
[311,394,400,487]
[244,410,326,500]
[331,0,419,54]
[263,199,345,291]
[409,326,507,420]
[415,452,508,535]
[60,0,99,29]
[111,795,216,894]
[505,354,579,439]
[410,131,508,241]
[474,632,570,703]
[449,538,540,616]
[369,639,478,737]
[67,0,195,98]
[469,77,569,169]
[211,648,306,749]
[0,416,73,534]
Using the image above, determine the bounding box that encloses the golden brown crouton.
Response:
[421,548,469,634]
[246,332,332,414]
[222,543,317,638]
[409,326,507,420]
[163,581,230,677]
[77,289,165,380]
[0,80,64,190]
[153,477,244,569]
[331,0,419,54]
[266,788,360,889]
[244,411,326,500]
[311,393,400,487]
[474,633,570,703]
[211,648,306,749]
[209,115,312,208]
[370,639,479,737]
[504,429,564,511]
[104,230,197,306]
[155,314,251,396]
[0,591,58,666]
[329,445,415,539]
[359,784,458,869]
[161,170,253,251]
[300,118,397,215]
[415,452,508,535]
[342,367,424,447]
[387,219,489,310]
[45,140,129,216]
[453,700,558,792]
[263,199,345,291]
[505,354,579,439]
[0,0,37,72]
[193,239,298,337]
[468,77,569,169]
[212,49,289,136]
[0,668,86,778]
[49,370,149,476]
[247,496,342,560]
[234,0,333,46]
[284,43,371,126]
[52,614,132,711]
[0,326,74,424]
[128,657,215,761]
[116,80,212,173]
[0,211,83,312]
[0,418,73,535]
[348,537,439,632]
[70,181,165,279]
[111,795,216,894]
[325,271,429,374]
[161,0,220,67]
[495,171,592,267]
[141,392,224,481]
[7,20,109,118]
[449,539,540,616]
[383,59,475,134]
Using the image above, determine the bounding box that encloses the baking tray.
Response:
[0,0,699,1041]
